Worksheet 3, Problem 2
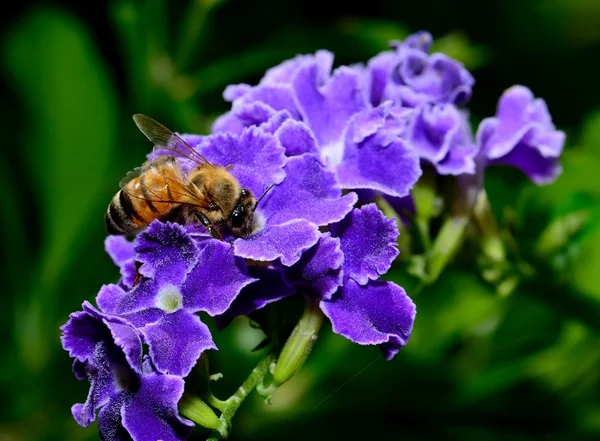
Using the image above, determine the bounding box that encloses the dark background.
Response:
[2,0,600,440]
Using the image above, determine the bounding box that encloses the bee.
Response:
[105,114,270,240]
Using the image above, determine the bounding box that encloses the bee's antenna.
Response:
[256,183,275,206]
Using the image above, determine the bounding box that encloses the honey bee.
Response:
[105,114,270,240]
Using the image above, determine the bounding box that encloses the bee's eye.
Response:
[231,205,244,228]
[240,189,249,198]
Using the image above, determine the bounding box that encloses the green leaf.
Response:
[3,7,117,371]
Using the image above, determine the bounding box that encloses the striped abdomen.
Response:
[105,159,182,235]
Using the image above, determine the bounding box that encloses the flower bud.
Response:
[273,302,324,386]
[178,394,221,431]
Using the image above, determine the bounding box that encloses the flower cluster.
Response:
[61,31,565,440]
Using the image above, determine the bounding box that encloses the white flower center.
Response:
[155,284,183,312]
[321,140,345,167]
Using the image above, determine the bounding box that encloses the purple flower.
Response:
[180,128,358,266]
[60,302,192,441]
[476,85,566,184]
[98,221,256,377]
[366,31,474,108]
[220,204,416,359]
[212,51,421,199]
[408,103,477,175]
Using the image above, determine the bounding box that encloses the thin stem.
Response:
[427,215,469,283]
[204,392,228,412]
[207,352,277,440]
[473,189,506,263]
[416,217,432,252]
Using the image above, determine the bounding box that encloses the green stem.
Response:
[207,352,277,440]
[416,217,432,252]
[427,216,469,283]
[473,189,506,263]
[204,391,228,412]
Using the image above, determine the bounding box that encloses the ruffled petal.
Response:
[274,119,320,156]
[105,235,134,267]
[96,284,128,314]
[284,233,343,301]
[320,279,415,360]
[122,374,193,441]
[261,154,358,226]
[218,266,295,319]
[96,394,129,440]
[490,142,563,185]
[477,85,565,185]
[60,309,108,362]
[335,105,421,197]
[182,240,257,315]
[194,127,286,198]
[140,310,216,376]
[134,221,199,283]
[293,63,368,148]
[234,219,321,266]
[331,204,399,285]
[365,51,397,106]
[262,50,333,86]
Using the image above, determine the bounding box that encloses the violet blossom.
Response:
[476,85,566,184]
[220,204,416,359]
[61,302,193,441]
[61,29,568,441]
[212,49,422,198]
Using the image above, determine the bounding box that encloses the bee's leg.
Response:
[194,212,224,241]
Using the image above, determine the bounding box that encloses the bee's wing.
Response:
[119,157,213,209]
[132,114,214,168]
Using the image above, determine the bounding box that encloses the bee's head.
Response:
[230,188,257,238]
[230,184,274,239]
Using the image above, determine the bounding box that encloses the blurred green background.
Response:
[2,0,600,440]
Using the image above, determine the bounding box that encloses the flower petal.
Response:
[194,127,286,198]
[336,106,421,197]
[262,50,333,86]
[293,63,368,148]
[477,85,565,185]
[105,235,134,267]
[490,142,563,185]
[234,219,321,266]
[64,307,139,428]
[96,284,128,314]
[61,309,108,362]
[134,221,199,283]
[96,395,129,440]
[320,279,415,360]
[366,51,397,106]
[284,233,343,301]
[140,310,216,376]
[262,154,358,226]
[218,266,295,320]
[233,84,300,119]
[182,240,257,315]
[274,119,320,156]
[331,204,399,285]
[122,374,193,441]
